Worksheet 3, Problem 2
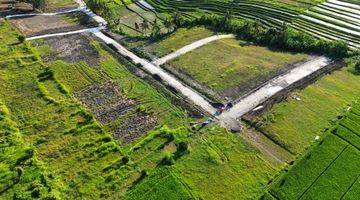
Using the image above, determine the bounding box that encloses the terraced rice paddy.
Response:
[146,0,302,27]
[292,0,360,48]
[87,0,166,36]
[146,0,360,48]
[124,125,282,200]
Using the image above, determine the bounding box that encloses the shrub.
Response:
[174,141,189,159]
[352,55,360,73]
[121,156,130,165]
[160,152,175,166]
[17,35,25,43]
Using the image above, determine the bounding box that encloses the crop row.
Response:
[292,0,360,48]
[268,99,360,199]
[146,0,299,27]
[146,0,360,49]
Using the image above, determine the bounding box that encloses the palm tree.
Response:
[163,17,173,33]
[151,23,161,38]
[171,10,183,28]
[223,9,232,24]
[141,19,150,35]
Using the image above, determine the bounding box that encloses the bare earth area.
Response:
[38,33,100,65]
[75,82,157,145]
[9,11,97,37]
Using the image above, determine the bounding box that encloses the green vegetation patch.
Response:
[254,66,360,154]
[268,100,360,200]
[173,125,278,200]
[125,167,194,200]
[0,21,197,199]
[45,0,77,11]
[0,21,125,199]
[143,26,214,57]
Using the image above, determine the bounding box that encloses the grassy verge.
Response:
[143,26,214,57]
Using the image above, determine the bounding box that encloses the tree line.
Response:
[170,12,351,59]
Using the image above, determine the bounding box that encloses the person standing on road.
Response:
[198,117,214,131]
[225,102,233,111]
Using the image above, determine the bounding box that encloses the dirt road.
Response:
[152,34,235,66]
[92,30,217,114]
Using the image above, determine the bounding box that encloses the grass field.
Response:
[45,0,77,11]
[168,37,308,99]
[0,21,123,199]
[267,100,360,199]
[143,26,214,57]
[172,125,279,200]
[254,65,360,155]
[125,167,195,200]
[117,124,283,200]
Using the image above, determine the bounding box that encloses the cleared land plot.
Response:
[167,37,308,99]
[0,1,32,16]
[253,65,360,154]
[268,101,360,199]
[143,26,214,57]
[33,33,100,66]
[9,11,98,37]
